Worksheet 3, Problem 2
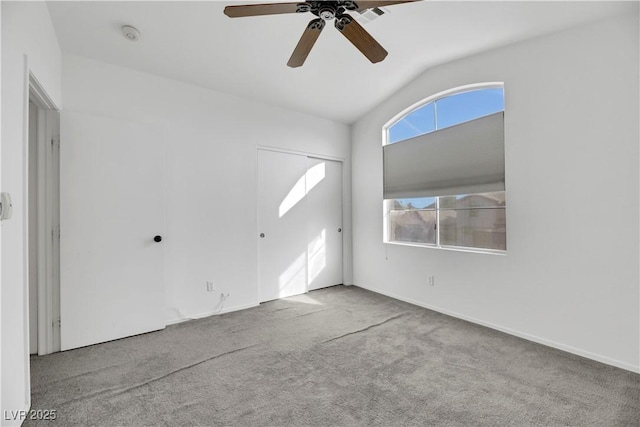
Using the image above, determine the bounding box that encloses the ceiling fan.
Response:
[223,1,420,67]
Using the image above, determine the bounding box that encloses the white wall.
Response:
[61,54,352,325]
[352,12,640,372]
[1,1,62,424]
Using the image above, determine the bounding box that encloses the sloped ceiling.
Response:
[47,1,634,123]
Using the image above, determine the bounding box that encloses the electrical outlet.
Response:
[427,275,435,286]
[206,281,215,292]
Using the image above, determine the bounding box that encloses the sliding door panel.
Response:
[306,158,343,291]
[257,150,309,302]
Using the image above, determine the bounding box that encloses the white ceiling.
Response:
[47,1,634,124]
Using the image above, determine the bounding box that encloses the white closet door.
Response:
[257,150,343,302]
[306,157,343,291]
[60,112,165,350]
[257,150,309,302]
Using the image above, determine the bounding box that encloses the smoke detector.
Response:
[121,25,141,41]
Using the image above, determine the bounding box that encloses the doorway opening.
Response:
[28,73,61,356]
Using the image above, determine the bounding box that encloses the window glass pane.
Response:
[435,88,504,130]
[439,207,506,250]
[439,192,505,209]
[388,102,436,144]
[389,209,436,244]
[392,197,436,210]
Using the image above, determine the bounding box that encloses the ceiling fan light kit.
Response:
[223,1,419,67]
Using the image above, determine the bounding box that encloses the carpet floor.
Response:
[27,285,639,426]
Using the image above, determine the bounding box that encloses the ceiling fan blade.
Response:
[353,0,419,12]
[224,2,306,18]
[335,15,387,64]
[288,18,325,68]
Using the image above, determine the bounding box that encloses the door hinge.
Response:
[52,318,61,329]
[51,137,60,148]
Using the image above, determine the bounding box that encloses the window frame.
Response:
[384,194,507,255]
[382,83,506,255]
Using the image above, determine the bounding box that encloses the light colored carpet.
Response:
[27,285,639,426]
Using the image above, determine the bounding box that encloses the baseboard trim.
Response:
[355,284,640,374]
[165,302,260,326]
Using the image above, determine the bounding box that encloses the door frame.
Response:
[256,145,345,300]
[28,71,61,356]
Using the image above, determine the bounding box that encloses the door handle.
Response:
[154,235,162,242]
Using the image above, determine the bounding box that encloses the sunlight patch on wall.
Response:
[279,162,326,217]
[308,228,327,286]
[306,162,325,194]
[278,252,307,298]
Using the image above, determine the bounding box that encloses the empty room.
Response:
[1,1,639,426]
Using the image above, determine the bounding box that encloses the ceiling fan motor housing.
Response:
[319,7,336,20]
[299,1,359,20]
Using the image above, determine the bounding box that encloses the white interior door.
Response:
[60,112,165,350]
[306,157,343,291]
[257,150,309,302]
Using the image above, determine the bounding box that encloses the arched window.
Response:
[383,84,506,253]
[387,86,504,144]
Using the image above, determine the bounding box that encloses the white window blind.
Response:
[383,112,505,199]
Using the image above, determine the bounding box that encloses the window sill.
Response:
[385,240,507,256]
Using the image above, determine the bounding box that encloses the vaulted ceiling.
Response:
[47,1,633,123]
